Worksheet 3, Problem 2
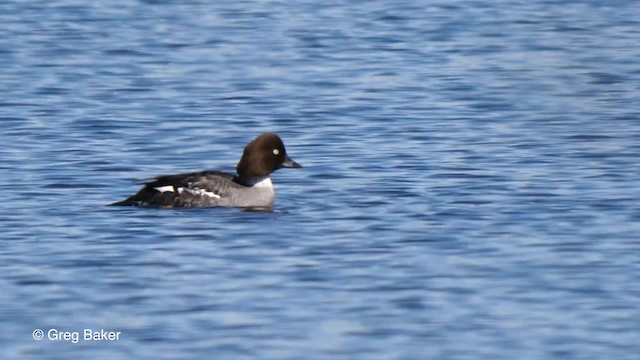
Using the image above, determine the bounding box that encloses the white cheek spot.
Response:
[273,149,279,155]
[154,185,174,193]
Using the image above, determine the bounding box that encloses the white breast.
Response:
[250,177,273,188]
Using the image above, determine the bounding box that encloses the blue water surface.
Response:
[1,0,639,359]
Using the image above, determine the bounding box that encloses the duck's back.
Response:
[111,171,274,209]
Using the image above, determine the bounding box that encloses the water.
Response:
[1,0,639,359]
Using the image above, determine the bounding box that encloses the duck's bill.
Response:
[282,155,302,168]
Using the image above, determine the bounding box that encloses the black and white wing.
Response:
[111,171,238,208]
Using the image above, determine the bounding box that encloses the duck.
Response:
[111,132,301,209]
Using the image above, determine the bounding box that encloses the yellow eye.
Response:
[273,149,280,155]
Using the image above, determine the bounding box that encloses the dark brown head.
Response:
[236,133,301,180]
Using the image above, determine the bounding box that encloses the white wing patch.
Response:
[178,187,221,199]
[154,185,175,193]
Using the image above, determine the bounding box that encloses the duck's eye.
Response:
[273,149,280,155]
